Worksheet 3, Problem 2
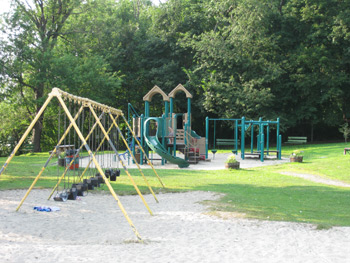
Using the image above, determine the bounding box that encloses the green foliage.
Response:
[290,149,304,157]
[338,123,350,143]
[1,0,350,149]
[225,154,238,164]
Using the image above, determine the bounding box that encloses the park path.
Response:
[280,171,350,188]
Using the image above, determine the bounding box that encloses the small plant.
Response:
[290,149,304,157]
[338,122,350,143]
[290,149,304,163]
[225,154,238,164]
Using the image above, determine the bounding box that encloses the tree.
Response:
[339,123,350,143]
[184,0,281,120]
[0,0,81,151]
[0,0,122,151]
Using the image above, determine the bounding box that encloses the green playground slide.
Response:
[144,135,189,168]
[143,117,189,168]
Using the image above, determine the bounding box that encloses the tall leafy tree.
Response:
[0,0,81,151]
[0,0,122,151]
[185,0,281,120]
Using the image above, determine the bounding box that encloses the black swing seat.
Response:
[71,183,87,196]
[54,191,68,202]
[68,187,78,200]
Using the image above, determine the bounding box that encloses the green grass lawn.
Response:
[0,142,349,227]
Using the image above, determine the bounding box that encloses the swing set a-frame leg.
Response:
[74,115,117,184]
[57,95,143,242]
[88,105,154,216]
[109,113,159,203]
[47,111,104,201]
[0,94,54,177]
[16,106,84,211]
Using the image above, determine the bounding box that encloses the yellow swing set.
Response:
[0,88,165,242]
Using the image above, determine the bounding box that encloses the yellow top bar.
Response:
[49,88,123,116]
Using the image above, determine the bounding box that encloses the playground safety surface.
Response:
[80,152,290,170]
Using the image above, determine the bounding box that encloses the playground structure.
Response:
[0,88,166,242]
[205,117,282,162]
[128,84,206,168]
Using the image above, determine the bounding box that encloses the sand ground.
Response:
[1,189,350,263]
[1,153,350,262]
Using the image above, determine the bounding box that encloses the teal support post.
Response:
[187,98,191,127]
[235,120,238,155]
[276,117,280,153]
[257,134,260,151]
[140,114,145,165]
[257,117,262,151]
[260,133,264,162]
[241,117,245,159]
[169,97,174,132]
[251,124,254,153]
[213,120,216,150]
[145,101,149,118]
[205,117,209,159]
[161,115,166,165]
[165,101,169,118]
[170,98,174,118]
[266,121,270,155]
[131,114,136,165]
[278,135,282,159]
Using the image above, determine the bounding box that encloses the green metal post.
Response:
[260,133,264,162]
[161,115,166,165]
[132,114,136,164]
[140,114,144,165]
[170,98,174,118]
[251,124,254,153]
[165,101,169,118]
[187,98,191,127]
[205,117,209,159]
[266,122,270,155]
[145,101,149,118]
[213,120,216,150]
[241,117,245,159]
[235,120,238,155]
[276,117,280,157]
[278,134,282,159]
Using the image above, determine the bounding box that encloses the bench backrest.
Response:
[216,139,235,142]
[288,137,307,141]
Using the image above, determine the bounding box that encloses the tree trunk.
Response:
[33,85,45,152]
[310,122,314,143]
[33,118,43,152]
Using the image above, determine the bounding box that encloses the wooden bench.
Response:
[21,143,34,153]
[285,136,307,144]
[344,148,350,155]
